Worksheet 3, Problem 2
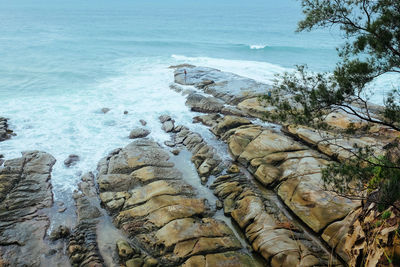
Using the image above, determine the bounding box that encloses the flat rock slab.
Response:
[174,66,269,104]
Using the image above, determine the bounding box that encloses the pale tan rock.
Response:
[322,209,361,262]
[97,174,134,192]
[173,236,241,258]
[238,129,306,165]
[124,180,182,207]
[286,124,387,162]
[130,166,181,183]
[278,174,360,232]
[237,97,268,119]
[155,218,233,248]
[147,202,207,227]
[211,116,251,136]
[182,255,205,266]
[119,195,204,219]
[254,164,281,186]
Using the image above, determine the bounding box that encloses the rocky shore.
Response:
[168,64,399,266]
[0,65,398,266]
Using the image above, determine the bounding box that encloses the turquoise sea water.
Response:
[0,0,395,198]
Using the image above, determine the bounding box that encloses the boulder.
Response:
[185,93,224,113]
[211,115,251,136]
[129,128,150,139]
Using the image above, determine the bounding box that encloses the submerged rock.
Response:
[50,225,71,241]
[64,154,80,167]
[101,108,111,114]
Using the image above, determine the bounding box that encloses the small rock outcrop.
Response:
[0,151,56,266]
[171,66,267,105]
[159,115,175,133]
[185,93,224,113]
[64,154,80,167]
[0,117,14,142]
[129,128,150,139]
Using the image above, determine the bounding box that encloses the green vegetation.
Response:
[262,0,400,210]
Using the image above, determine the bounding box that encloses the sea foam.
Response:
[249,44,268,49]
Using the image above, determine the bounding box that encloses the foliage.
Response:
[262,0,400,209]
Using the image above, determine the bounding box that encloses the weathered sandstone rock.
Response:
[166,121,336,266]
[0,151,56,266]
[97,140,257,266]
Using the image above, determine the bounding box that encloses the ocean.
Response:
[0,0,396,201]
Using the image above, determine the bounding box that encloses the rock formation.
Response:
[96,139,259,266]
[0,117,14,142]
[0,151,56,266]
[161,118,341,266]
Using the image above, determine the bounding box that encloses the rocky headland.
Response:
[0,65,398,267]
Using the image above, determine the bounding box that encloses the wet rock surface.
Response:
[64,154,80,167]
[212,116,361,256]
[68,172,105,267]
[0,117,14,142]
[0,151,56,266]
[96,139,258,266]
[162,120,338,266]
[172,66,269,105]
